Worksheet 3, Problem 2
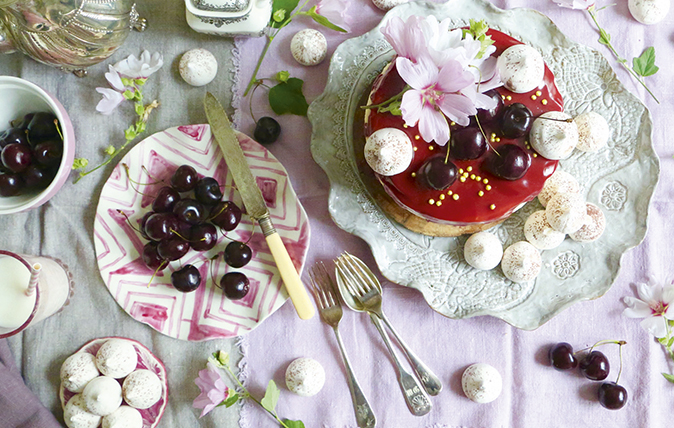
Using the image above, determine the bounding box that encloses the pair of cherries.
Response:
[549,340,628,410]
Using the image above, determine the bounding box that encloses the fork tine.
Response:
[343,253,377,291]
[309,265,329,309]
[315,262,337,307]
[335,256,366,297]
[338,254,369,295]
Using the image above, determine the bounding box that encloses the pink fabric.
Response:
[0,339,61,428]
[236,0,674,427]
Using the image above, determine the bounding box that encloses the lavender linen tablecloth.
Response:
[233,0,674,427]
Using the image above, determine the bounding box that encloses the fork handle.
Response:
[370,313,432,416]
[333,327,377,428]
[377,313,443,396]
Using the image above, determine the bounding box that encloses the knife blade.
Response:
[204,92,315,320]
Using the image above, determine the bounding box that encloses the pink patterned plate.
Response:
[59,337,168,428]
[93,125,310,341]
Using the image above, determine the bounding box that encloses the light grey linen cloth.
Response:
[0,1,247,426]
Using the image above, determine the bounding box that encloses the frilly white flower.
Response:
[113,50,164,79]
[552,0,595,10]
[623,282,674,338]
[104,65,126,92]
[95,87,125,115]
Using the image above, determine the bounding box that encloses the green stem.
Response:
[243,35,274,97]
[587,9,660,104]
[361,86,409,111]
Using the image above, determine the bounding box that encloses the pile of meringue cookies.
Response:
[60,339,164,428]
[465,108,609,283]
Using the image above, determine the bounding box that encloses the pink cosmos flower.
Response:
[381,15,430,63]
[398,56,476,146]
[315,0,352,32]
[623,282,674,338]
[193,362,231,418]
[552,0,595,10]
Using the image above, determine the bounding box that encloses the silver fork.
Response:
[335,254,435,416]
[309,262,377,428]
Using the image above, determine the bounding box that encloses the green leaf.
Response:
[104,145,116,156]
[305,6,346,32]
[124,125,136,140]
[378,100,402,116]
[134,102,144,116]
[462,19,493,59]
[598,28,611,46]
[260,380,280,413]
[134,78,146,86]
[632,46,659,77]
[668,336,674,348]
[282,420,305,428]
[268,78,309,116]
[220,392,240,408]
[72,158,89,170]
[662,373,674,384]
[659,337,668,345]
[121,77,134,87]
[123,89,135,100]
[271,0,299,27]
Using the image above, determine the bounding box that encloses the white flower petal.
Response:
[105,65,125,92]
[640,315,668,338]
[95,87,125,115]
[623,296,652,318]
[396,57,437,90]
[400,90,423,127]
[636,282,660,304]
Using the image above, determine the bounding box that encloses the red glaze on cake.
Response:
[364,29,563,226]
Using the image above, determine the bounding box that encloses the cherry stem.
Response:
[116,209,143,235]
[141,165,165,184]
[574,339,627,355]
[54,119,64,141]
[615,341,624,384]
[146,261,167,288]
[169,229,193,242]
[536,116,574,123]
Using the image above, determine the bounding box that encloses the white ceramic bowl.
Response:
[0,76,75,214]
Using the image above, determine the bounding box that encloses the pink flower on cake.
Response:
[623,281,674,338]
[552,0,595,10]
[398,56,476,146]
[381,15,430,63]
[193,362,232,417]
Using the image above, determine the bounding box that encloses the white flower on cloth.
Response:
[113,50,164,79]
[552,0,596,10]
[315,0,353,32]
[623,282,674,338]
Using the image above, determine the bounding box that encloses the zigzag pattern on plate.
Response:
[94,125,310,341]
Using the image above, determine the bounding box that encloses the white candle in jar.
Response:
[0,255,36,329]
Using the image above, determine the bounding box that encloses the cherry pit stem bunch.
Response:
[549,339,628,410]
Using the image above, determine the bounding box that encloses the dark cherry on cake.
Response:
[364,29,562,228]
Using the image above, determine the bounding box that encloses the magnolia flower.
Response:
[552,0,595,9]
[193,362,231,418]
[381,15,430,63]
[113,50,163,79]
[315,0,352,32]
[623,282,674,338]
[398,56,476,145]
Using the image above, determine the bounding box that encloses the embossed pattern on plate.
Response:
[94,125,310,340]
[308,0,659,329]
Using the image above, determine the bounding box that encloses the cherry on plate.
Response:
[210,201,242,231]
[170,164,199,193]
[219,272,250,300]
[152,186,181,213]
[194,177,222,205]
[224,241,252,268]
[190,223,218,252]
[171,265,202,292]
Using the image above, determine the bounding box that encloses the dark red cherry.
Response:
[173,199,206,225]
[498,103,533,138]
[0,172,24,196]
[27,112,59,141]
[548,342,578,371]
[144,212,178,241]
[171,265,201,292]
[0,128,28,148]
[210,201,242,231]
[2,143,32,173]
[219,272,250,300]
[22,164,53,189]
[33,139,63,167]
[190,223,218,251]
[476,89,504,124]
[449,127,487,160]
[142,242,166,270]
[11,113,35,131]
[152,186,181,213]
[483,144,530,180]
[194,177,222,205]
[417,155,458,190]
[254,117,281,144]
[224,241,252,268]
[579,350,610,381]
[170,165,199,193]
[139,211,155,240]
[157,236,190,261]
[598,382,628,410]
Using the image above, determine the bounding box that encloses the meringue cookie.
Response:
[61,352,100,393]
[290,29,327,66]
[179,48,218,87]
[538,169,580,208]
[123,369,163,409]
[372,0,408,10]
[628,0,670,24]
[285,357,325,397]
[96,339,138,379]
[570,203,606,242]
[524,210,566,250]
[82,376,123,416]
[364,127,414,176]
[496,44,545,93]
[464,232,503,270]
[530,111,579,160]
[546,193,587,234]
[64,394,102,428]
[462,363,502,403]
[501,241,542,283]
[102,405,143,428]
[574,111,609,153]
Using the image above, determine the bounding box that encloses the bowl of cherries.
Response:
[0,76,75,214]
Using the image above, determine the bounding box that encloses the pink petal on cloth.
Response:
[95,88,125,115]
[552,0,595,10]
[315,0,352,32]
[622,296,653,318]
